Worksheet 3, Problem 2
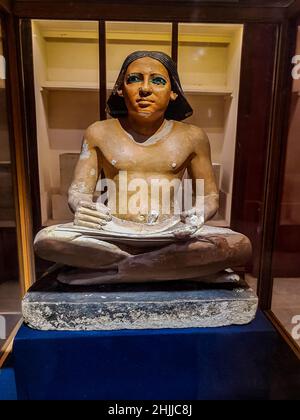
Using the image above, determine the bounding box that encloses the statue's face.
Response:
[118,57,178,120]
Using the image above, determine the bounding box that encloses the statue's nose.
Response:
[139,85,152,97]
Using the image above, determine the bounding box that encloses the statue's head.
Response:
[107,51,193,122]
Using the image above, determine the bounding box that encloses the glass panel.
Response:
[0,18,22,356]
[271,25,300,350]
[178,23,244,228]
[106,21,172,113]
[32,20,100,226]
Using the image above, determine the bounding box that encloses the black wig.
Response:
[106,51,193,121]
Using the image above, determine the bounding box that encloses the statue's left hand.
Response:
[74,201,112,230]
[180,207,204,229]
[172,208,204,241]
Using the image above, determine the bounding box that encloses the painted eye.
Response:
[127,75,142,84]
[151,77,167,86]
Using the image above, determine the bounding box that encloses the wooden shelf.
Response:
[41,81,99,92]
[183,85,233,96]
[42,31,229,45]
[35,20,99,41]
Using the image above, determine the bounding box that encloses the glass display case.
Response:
[0,0,300,365]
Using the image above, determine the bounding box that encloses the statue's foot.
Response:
[57,266,241,286]
[57,266,120,285]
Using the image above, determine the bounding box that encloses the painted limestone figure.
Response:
[35,51,251,285]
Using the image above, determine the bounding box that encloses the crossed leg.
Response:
[34,225,130,269]
[35,225,251,285]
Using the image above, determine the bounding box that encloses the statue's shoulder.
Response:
[85,119,117,144]
[174,121,208,147]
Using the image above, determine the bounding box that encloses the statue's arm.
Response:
[187,128,219,223]
[68,129,99,213]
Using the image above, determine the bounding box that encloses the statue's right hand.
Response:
[74,201,112,230]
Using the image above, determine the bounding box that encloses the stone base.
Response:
[22,270,258,331]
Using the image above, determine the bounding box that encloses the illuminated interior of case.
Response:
[32,20,243,228]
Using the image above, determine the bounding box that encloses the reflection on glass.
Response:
[272,26,300,349]
[0,20,22,358]
[32,20,100,226]
[106,21,172,105]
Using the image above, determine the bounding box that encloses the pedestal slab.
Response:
[22,270,258,331]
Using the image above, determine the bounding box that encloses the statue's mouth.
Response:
[138,103,152,109]
[137,98,154,102]
[136,99,154,107]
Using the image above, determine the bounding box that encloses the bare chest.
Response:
[98,136,192,174]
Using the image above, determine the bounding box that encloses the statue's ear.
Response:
[170,91,178,101]
[117,89,124,97]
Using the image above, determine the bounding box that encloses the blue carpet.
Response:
[0,361,17,400]
[13,312,278,400]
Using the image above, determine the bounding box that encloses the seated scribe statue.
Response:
[35,51,251,285]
